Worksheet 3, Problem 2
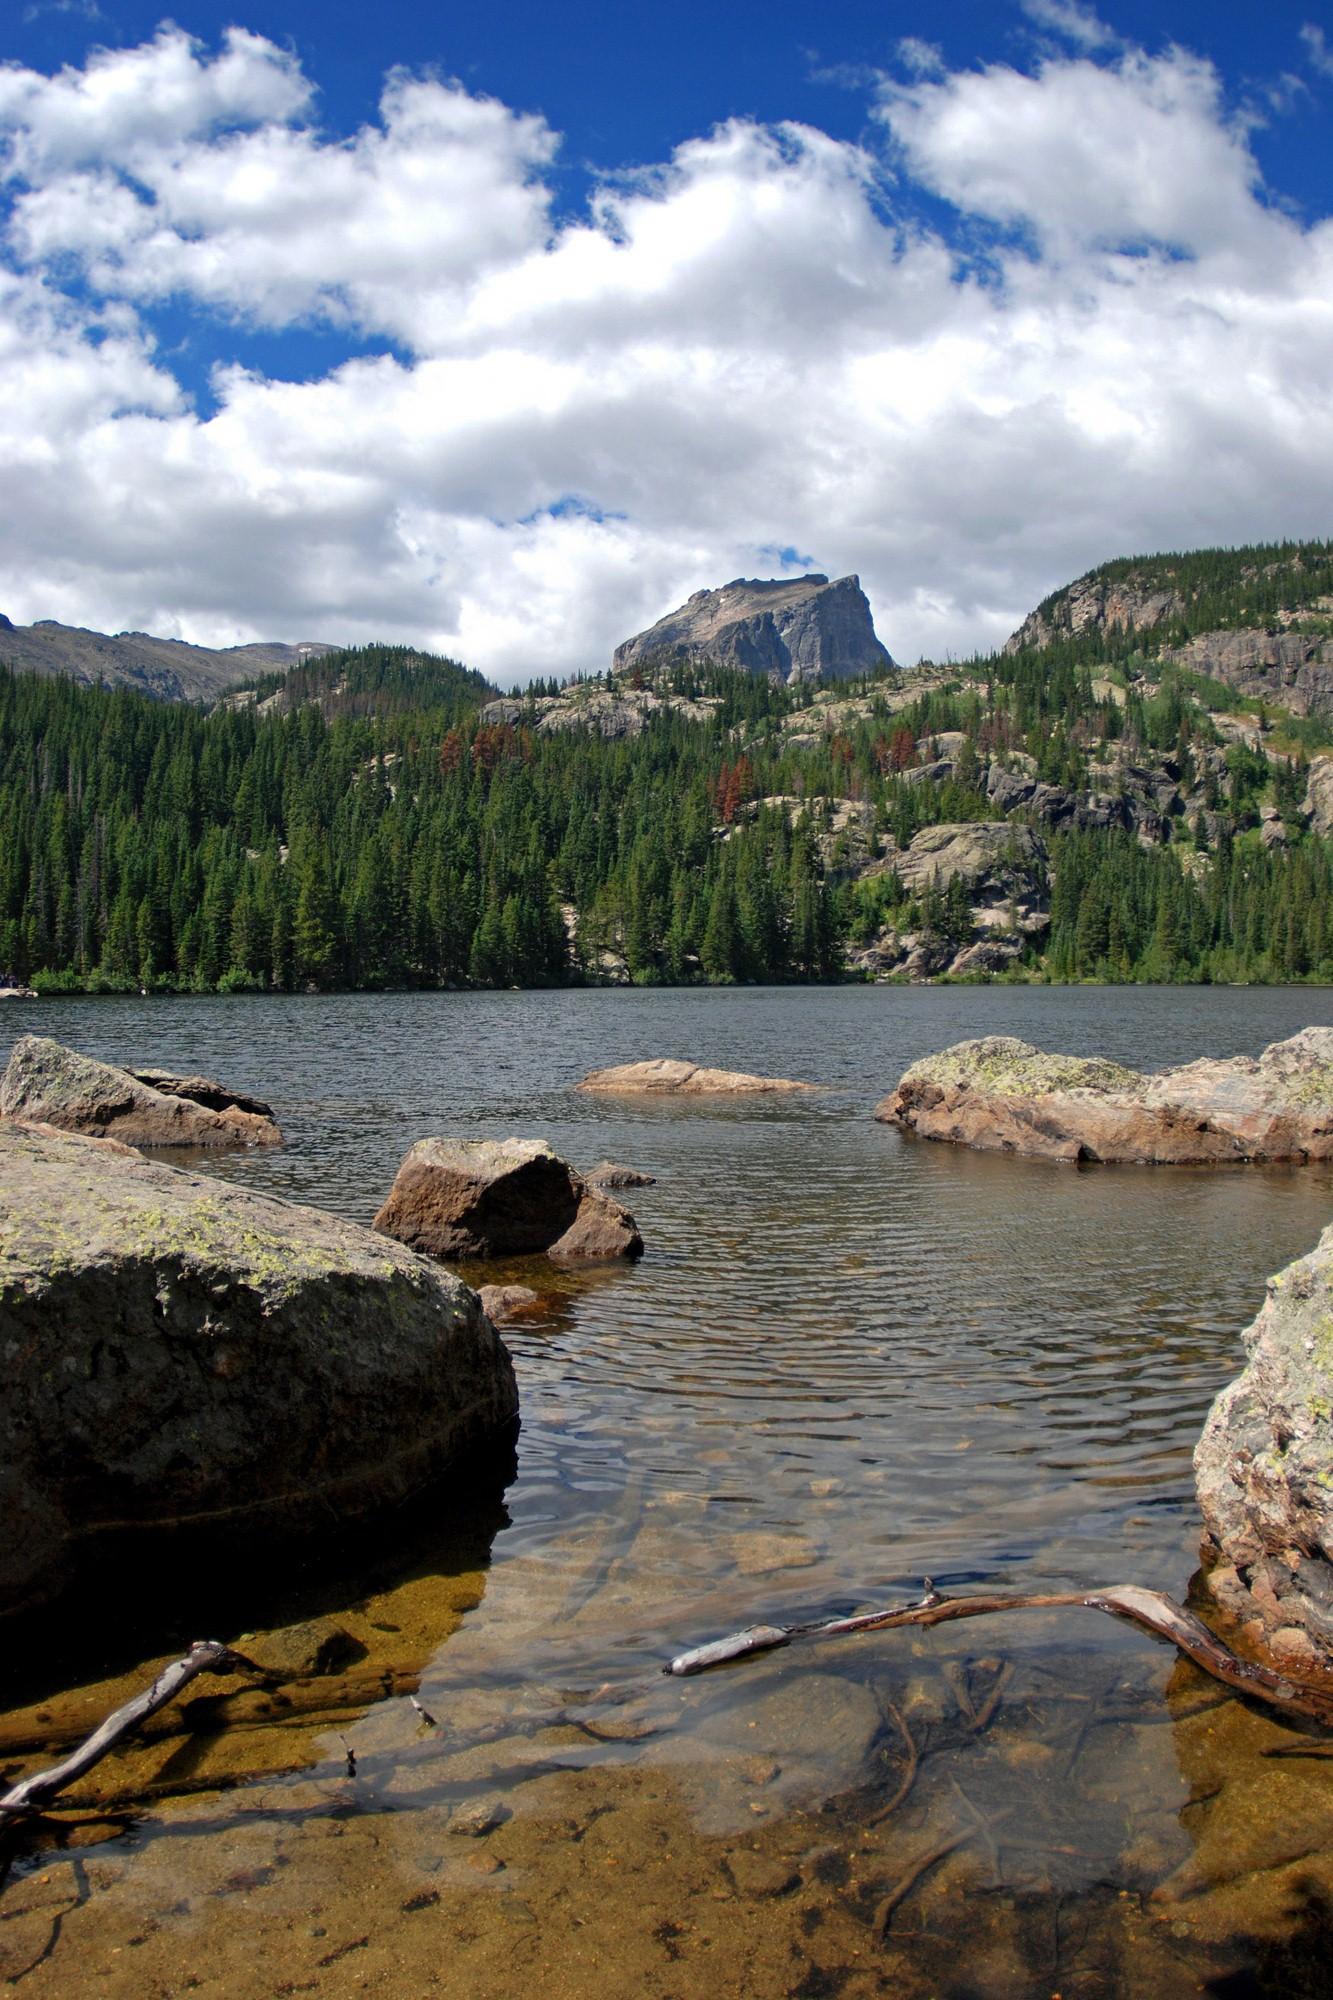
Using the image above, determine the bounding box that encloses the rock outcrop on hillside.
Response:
[1195,1227,1333,1675]
[875,1028,1333,1163]
[613,575,894,685]
[577,1060,817,1095]
[848,823,1050,981]
[0,1123,517,1619]
[373,1137,642,1262]
[1005,573,1185,653]
[0,1035,281,1147]
[1160,630,1333,718]
[0,614,334,703]
[479,685,721,739]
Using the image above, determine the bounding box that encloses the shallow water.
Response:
[4,984,1333,1997]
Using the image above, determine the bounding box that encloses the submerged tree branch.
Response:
[0,1640,260,1826]
[667,1583,1333,1727]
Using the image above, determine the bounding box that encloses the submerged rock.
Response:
[0,1034,281,1148]
[577,1059,817,1095]
[1195,1228,1333,1673]
[0,1122,517,1620]
[584,1160,657,1189]
[374,1136,642,1262]
[477,1283,545,1323]
[875,1029,1333,1164]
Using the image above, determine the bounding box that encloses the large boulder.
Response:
[0,1123,517,1620]
[875,1028,1333,1164]
[373,1136,642,1262]
[1195,1228,1333,1677]
[0,1035,281,1147]
[577,1059,816,1095]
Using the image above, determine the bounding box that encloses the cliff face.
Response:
[1159,629,1333,718]
[1005,574,1185,653]
[0,615,335,702]
[613,574,894,685]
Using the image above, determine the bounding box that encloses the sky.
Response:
[2,3,1333,682]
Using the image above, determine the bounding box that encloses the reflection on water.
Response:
[4,984,1333,1995]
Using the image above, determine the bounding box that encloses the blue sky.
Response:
[3,1,1333,676]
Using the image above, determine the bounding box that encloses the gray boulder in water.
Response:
[1195,1226,1333,1677]
[612,574,894,685]
[0,1034,282,1148]
[0,1122,517,1619]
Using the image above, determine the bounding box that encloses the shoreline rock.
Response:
[0,1035,281,1148]
[875,1029,1333,1164]
[577,1059,817,1096]
[373,1136,643,1263]
[1195,1227,1333,1677]
[0,1123,517,1620]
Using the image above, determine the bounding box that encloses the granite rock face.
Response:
[1195,1227,1333,1674]
[0,1123,517,1619]
[1005,573,1185,653]
[373,1136,642,1262]
[613,575,894,686]
[577,1060,816,1095]
[875,1028,1333,1164]
[1160,629,1333,719]
[0,1035,281,1148]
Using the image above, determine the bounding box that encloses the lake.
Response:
[4,983,1333,1998]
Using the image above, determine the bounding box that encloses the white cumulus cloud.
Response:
[0,23,1331,680]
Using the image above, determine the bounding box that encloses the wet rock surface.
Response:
[577,1059,816,1095]
[876,1028,1333,1164]
[0,1034,281,1147]
[584,1160,657,1188]
[0,1122,517,1618]
[1195,1224,1333,1670]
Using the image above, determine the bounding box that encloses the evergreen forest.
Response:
[3,542,1333,994]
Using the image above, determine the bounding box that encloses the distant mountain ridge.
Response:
[0,614,337,703]
[613,573,894,684]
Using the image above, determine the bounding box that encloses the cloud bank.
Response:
[1,21,1332,678]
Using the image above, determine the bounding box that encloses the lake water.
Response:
[4,984,1333,1998]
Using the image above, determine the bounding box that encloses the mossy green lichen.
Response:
[903,1036,1140,1098]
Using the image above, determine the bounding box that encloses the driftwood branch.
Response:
[667,1583,1333,1727]
[0,1640,258,1826]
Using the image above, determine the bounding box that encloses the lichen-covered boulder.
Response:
[0,1034,281,1147]
[1195,1227,1333,1676]
[875,1029,1333,1164]
[0,1123,517,1620]
[373,1136,643,1262]
[577,1060,816,1095]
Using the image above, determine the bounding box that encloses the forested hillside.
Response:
[4,544,1333,994]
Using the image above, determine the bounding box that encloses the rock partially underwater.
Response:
[373,1136,643,1262]
[1195,1226,1333,1675]
[876,1029,1333,1164]
[0,1123,517,1620]
[0,1034,282,1147]
[577,1059,817,1095]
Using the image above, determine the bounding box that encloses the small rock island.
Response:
[876,1029,1333,1164]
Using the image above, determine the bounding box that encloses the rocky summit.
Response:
[612,574,893,685]
[876,1028,1333,1164]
